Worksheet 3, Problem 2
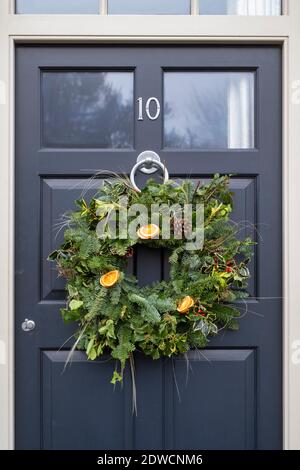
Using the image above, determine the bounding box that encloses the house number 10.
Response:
[137,97,161,121]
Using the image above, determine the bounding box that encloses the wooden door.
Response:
[15,45,282,449]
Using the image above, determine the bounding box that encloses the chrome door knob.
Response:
[22,318,35,332]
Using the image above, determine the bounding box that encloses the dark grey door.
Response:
[15,45,282,450]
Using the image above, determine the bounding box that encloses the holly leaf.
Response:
[47,250,59,261]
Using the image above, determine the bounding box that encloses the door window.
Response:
[16,0,282,15]
[108,0,190,15]
[199,0,281,15]
[164,71,255,149]
[42,71,134,148]
[16,0,100,14]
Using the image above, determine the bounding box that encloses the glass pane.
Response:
[108,0,190,15]
[16,0,100,14]
[164,72,255,150]
[42,72,134,148]
[199,0,281,15]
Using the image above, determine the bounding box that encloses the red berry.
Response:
[226,266,233,273]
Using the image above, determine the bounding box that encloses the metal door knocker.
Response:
[130,151,169,192]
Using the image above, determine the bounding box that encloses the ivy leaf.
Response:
[88,348,97,361]
[211,203,223,217]
[209,323,219,335]
[61,308,81,324]
[67,285,78,297]
[238,267,250,278]
[86,337,97,360]
[151,349,160,360]
[86,338,95,356]
[111,370,123,385]
[195,319,210,336]
[99,319,116,339]
[95,201,116,219]
[69,299,83,310]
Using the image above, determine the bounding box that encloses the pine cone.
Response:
[183,221,193,237]
[124,247,134,258]
[57,264,75,279]
[173,218,183,237]
[173,218,192,238]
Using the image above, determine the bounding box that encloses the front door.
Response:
[15,45,282,450]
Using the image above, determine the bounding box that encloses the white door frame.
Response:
[1,0,300,450]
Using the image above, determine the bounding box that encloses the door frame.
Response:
[1,0,300,450]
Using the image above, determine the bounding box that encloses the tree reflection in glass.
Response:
[42,72,133,148]
[164,72,254,150]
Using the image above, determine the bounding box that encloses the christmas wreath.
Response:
[49,174,253,386]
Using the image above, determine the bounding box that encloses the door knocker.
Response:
[130,151,169,192]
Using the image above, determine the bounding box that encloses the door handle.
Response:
[22,318,36,332]
[130,151,169,192]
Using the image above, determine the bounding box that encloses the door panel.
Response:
[41,350,255,450]
[15,45,282,449]
[41,179,102,300]
[41,352,129,450]
[163,350,256,450]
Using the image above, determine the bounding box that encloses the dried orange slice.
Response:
[177,296,195,314]
[100,270,120,288]
[137,224,160,240]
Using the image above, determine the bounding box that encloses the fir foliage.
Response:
[49,175,254,383]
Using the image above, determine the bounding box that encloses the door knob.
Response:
[22,318,35,332]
